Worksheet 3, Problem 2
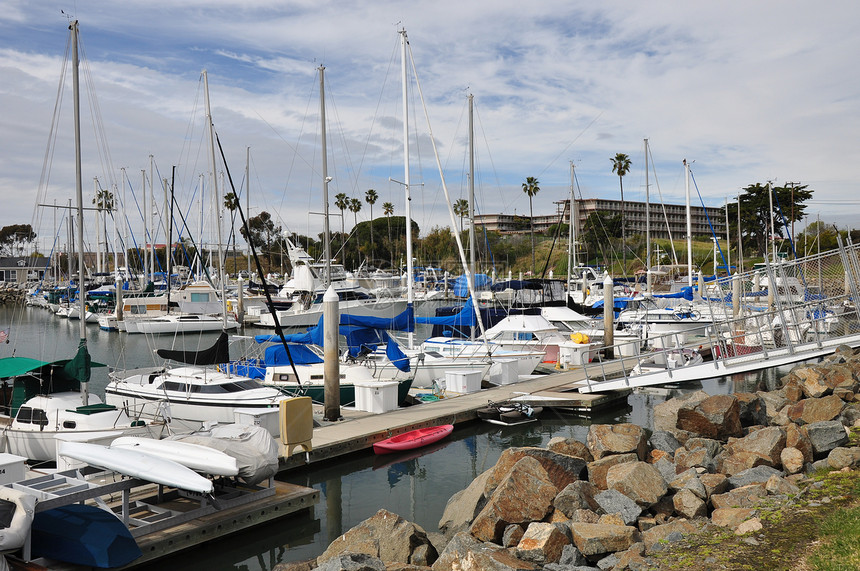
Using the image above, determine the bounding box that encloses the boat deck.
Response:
[280,361,630,471]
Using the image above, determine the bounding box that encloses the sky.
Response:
[1,1,859,257]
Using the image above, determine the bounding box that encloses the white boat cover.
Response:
[170,424,279,485]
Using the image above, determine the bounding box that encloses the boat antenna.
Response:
[214,132,303,386]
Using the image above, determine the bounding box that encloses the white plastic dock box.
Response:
[234,407,281,438]
[445,370,482,394]
[488,359,518,385]
[0,453,26,485]
[354,381,399,413]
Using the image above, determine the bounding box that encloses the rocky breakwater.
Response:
[0,282,24,305]
[277,345,860,571]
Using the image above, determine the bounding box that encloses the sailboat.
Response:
[0,22,154,463]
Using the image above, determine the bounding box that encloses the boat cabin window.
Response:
[275,373,293,382]
[192,380,264,393]
[190,292,211,302]
[16,406,48,427]
[129,305,147,315]
[63,420,76,429]
[161,381,187,392]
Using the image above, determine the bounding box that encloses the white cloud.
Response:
[2,1,859,257]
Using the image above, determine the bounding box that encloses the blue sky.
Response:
[2,1,859,255]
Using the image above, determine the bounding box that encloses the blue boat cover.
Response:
[415,296,477,327]
[31,504,142,568]
[452,273,490,297]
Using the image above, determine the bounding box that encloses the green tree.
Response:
[611,153,632,275]
[453,198,469,234]
[383,201,395,266]
[223,191,239,275]
[0,224,36,256]
[240,211,280,265]
[581,211,621,266]
[521,176,540,274]
[365,188,378,258]
[727,182,813,258]
[348,198,362,264]
[335,192,348,240]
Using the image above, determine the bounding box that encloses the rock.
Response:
[756,390,790,423]
[598,513,626,526]
[439,469,493,536]
[586,424,649,461]
[274,559,317,571]
[317,509,436,567]
[728,465,785,488]
[648,431,681,456]
[765,474,801,496]
[569,523,638,557]
[685,437,724,458]
[673,488,707,518]
[780,447,806,475]
[502,524,525,548]
[595,552,619,570]
[735,518,763,535]
[669,470,707,500]
[557,543,589,567]
[653,390,711,432]
[710,484,767,509]
[674,446,716,473]
[316,553,386,571]
[554,481,600,517]
[569,509,601,523]
[802,420,849,458]
[515,522,571,564]
[736,392,768,426]
[587,453,638,489]
[641,520,698,554]
[593,489,642,526]
[547,437,594,462]
[827,446,856,470]
[786,395,845,424]
[605,461,668,508]
[699,473,729,499]
[431,531,537,571]
[653,457,678,483]
[711,507,757,530]
[718,426,786,475]
[677,394,743,439]
[486,448,587,493]
[792,365,830,398]
[470,457,558,543]
[785,423,814,463]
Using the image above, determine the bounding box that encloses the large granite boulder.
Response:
[786,395,845,424]
[586,423,649,461]
[470,457,558,543]
[318,509,436,567]
[676,394,743,439]
[605,461,668,508]
[438,469,493,537]
[515,522,571,565]
[486,448,586,493]
[653,390,711,433]
[431,531,538,571]
[553,481,600,517]
[718,426,786,475]
[802,420,849,458]
[587,453,638,490]
[569,523,638,557]
[546,437,593,462]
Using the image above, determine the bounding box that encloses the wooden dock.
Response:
[279,362,630,471]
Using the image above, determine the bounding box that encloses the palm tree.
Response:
[383,201,394,266]
[348,197,362,265]
[224,191,239,275]
[335,192,348,240]
[521,176,540,275]
[611,153,632,275]
[453,199,469,234]
[92,186,114,270]
[365,188,378,258]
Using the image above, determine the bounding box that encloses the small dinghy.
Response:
[373,424,454,455]
[477,401,543,425]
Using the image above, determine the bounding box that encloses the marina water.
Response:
[0,304,796,570]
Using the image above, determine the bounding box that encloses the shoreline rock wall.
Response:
[277,344,860,571]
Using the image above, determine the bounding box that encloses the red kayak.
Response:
[373,424,454,455]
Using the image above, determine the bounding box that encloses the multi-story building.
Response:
[474,198,726,240]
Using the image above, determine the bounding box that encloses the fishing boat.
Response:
[373,424,453,455]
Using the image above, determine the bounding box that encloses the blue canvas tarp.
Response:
[452,274,490,297]
[415,296,477,327]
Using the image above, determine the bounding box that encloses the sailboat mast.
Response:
[468,93,476,295]
[71,20,88,406]
[684,159,693,288]
[202,70,229,326]
[319,65,332,287]
[645,139,650,273]
[400,29,414,348]
[246,146,251,278]
[567,161,575,285]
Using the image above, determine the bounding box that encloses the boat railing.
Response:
[577,239,860,391]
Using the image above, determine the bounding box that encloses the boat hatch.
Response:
[71,403,118,415]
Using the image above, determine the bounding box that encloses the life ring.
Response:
[0,487,36,551]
